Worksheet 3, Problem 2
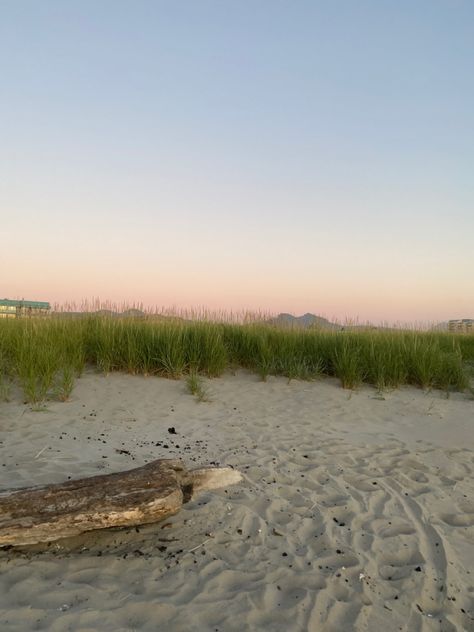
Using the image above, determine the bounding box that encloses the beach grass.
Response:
[0,314,471,403]
[186,370,210,402]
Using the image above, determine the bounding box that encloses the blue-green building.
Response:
[0,299,51,319]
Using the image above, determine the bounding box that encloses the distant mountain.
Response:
[122,308,145,318]
[268,313,340,330]
[95,309,118,317]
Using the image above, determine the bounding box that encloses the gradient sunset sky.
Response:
[1,1,473,323]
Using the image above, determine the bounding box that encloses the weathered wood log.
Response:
[0,459,242,547]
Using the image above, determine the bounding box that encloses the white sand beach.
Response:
[1,372,473,631]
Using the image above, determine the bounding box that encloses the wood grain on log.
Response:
[0,459,241,547]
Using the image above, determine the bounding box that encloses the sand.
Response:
[0,371,473,631]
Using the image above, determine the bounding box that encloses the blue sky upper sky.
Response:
[1,1,473,322]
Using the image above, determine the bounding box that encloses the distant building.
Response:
[448,319,474,333]
[0,299,51,319]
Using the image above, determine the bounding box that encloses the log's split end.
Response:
[187,467,243,495]
[0,459,243,547]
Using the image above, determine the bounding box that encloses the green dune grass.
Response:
[0,315,471,403]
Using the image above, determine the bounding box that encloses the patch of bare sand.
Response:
[1,371,473,631]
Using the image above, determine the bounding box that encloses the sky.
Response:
[1,0,473,323]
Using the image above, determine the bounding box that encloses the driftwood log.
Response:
[0,459,242,547]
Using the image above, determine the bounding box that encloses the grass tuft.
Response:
[186,370,210,402]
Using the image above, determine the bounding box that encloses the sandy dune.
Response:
[1,371,473,631]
